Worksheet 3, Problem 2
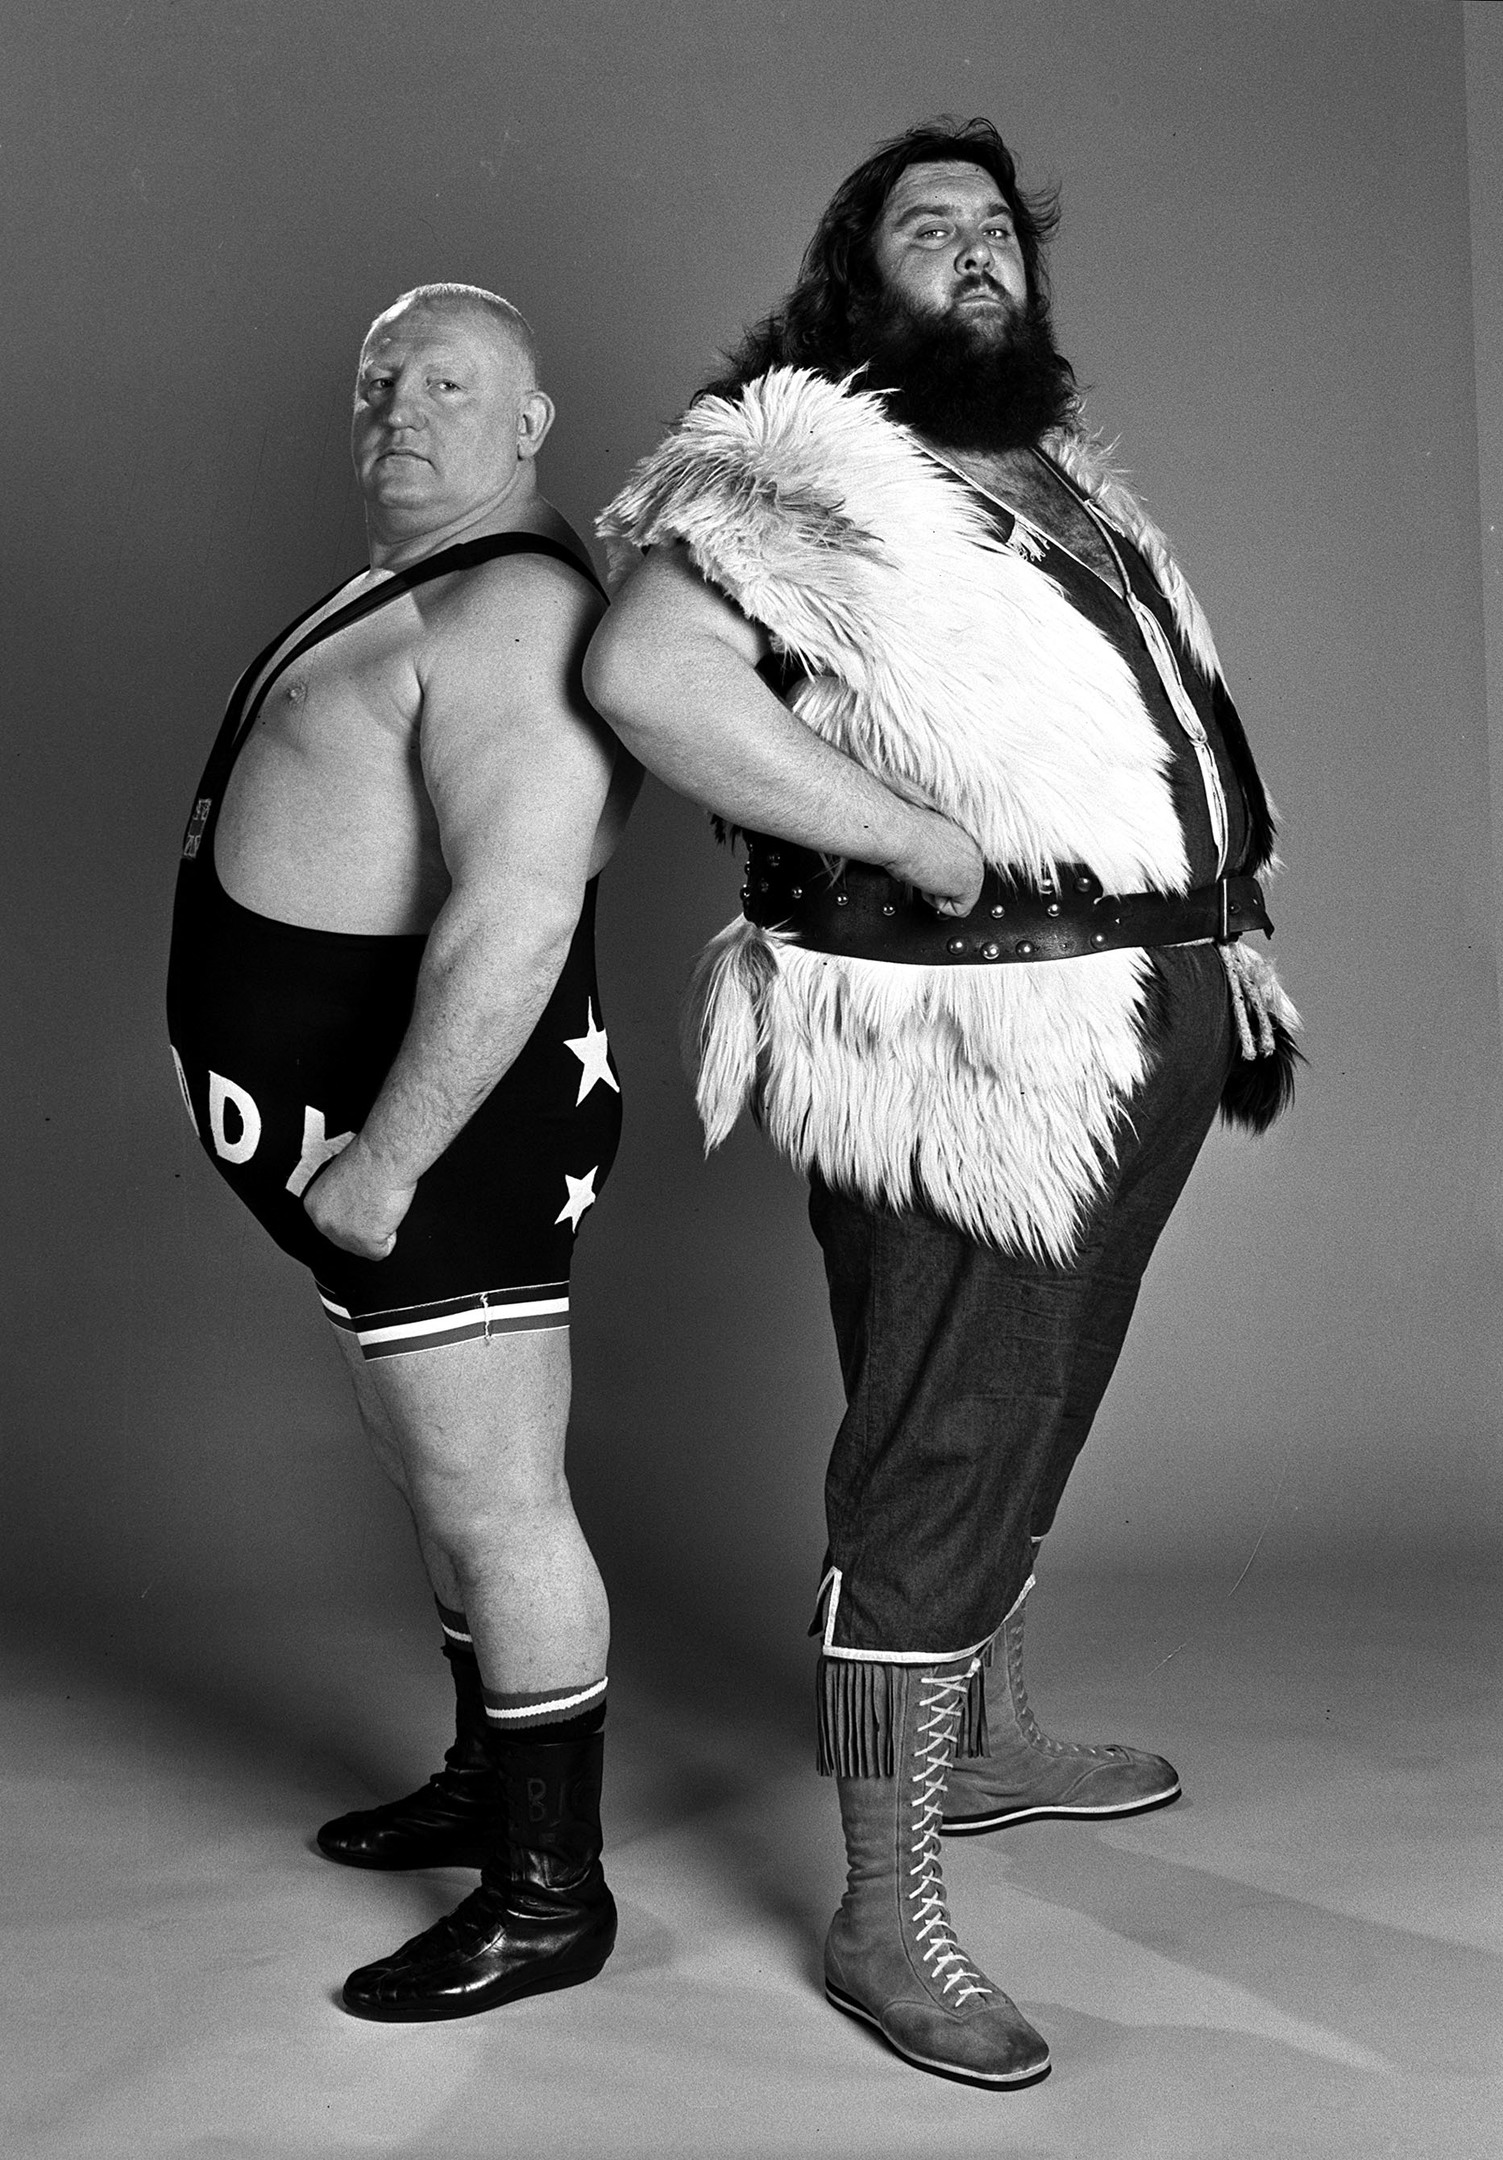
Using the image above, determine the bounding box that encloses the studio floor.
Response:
[3,1561,1498,2160]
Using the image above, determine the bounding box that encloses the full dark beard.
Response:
[853,289,1077,452]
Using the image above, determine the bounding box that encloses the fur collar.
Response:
[601,366,1211,895]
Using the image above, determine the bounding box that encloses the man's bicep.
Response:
[594,542,771,678]
[429,713,616,901]
[421,595,616,902]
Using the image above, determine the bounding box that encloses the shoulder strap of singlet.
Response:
[222,532,605,761]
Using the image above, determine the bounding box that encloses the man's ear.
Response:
[517,389,556,461]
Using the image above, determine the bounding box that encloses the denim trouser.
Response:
[807,944,1234,1660]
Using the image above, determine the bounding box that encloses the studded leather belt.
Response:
[740,836,1272,965]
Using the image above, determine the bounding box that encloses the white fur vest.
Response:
[599,366,1281,1262]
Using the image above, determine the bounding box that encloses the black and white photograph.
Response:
[2,2,1499,2153]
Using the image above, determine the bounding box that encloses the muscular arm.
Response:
[582,544,983,908]
[305,561,617,1260]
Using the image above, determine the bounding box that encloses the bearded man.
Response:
[586,120,1297,2088]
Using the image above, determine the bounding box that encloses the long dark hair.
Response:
[702,117,1061,398]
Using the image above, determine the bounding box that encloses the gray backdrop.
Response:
[2,0,1497,1663]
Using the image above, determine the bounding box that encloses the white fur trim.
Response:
[686,919,1152,1261]
[603,368,1222,1259]
[602,369,1189,894]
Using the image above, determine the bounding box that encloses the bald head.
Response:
[361,283,539,383]
[351,283,556,557]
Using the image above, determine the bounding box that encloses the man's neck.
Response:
[365,483,561,573]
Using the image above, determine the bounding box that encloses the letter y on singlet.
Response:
[285,1107,356,1198]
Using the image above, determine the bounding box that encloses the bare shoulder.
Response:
[412,546,615,767]
[593,538,769,665]
[420,547,605,662]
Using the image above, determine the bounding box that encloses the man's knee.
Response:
[406,1455,574,1559]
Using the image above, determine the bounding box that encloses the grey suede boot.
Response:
[942,1595,1180,1836]
[824,1660,1051,2088]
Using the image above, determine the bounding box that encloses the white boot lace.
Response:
[907,1671,992,2007]
[1005,1610,1115,1761]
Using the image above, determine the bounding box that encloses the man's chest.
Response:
[943,448,1122,590]
[247,598,426,769]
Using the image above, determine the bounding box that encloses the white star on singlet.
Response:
[564,1001,619,1106]
[555,1167,599,1231]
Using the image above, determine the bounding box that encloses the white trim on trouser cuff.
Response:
[816,1565,1035,1664]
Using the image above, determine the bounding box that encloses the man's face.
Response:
[852,160,1072,454]
[351,307,537,527]
[870,160,1028,339]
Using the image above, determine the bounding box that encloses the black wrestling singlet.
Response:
[166,534,624,1358]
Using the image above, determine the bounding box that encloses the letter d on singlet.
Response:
[208,1072,262,1165]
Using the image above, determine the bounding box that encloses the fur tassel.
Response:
[1221,1016,1303,1132]
[1221,939,1301,1056]
[1218,940,1303,1132]
[816,1656,987,1779]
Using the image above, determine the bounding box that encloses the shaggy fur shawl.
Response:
[599,367,1285,1261]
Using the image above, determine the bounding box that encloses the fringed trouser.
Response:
[808,945,1233,1774]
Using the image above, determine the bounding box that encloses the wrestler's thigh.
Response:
[330,1323,408,1491]
[335,1322,574,1524]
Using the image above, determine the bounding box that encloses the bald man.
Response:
[167,283,639,2022]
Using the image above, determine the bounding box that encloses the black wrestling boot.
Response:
[317,1639,498,1870]
[340,1709,617,2022]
